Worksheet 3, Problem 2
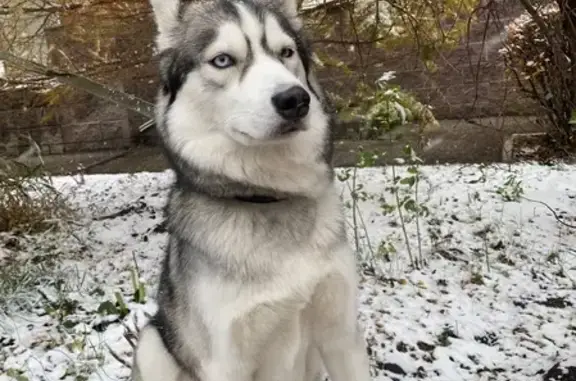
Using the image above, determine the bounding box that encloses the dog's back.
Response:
[132,0,372,380]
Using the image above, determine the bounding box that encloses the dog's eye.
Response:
[210,54,235,69]
[280,48,295,59]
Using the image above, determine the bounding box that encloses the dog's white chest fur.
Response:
[191,201,358,381]
[195,251,338,380]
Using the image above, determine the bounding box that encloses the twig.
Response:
[0,51,155,118]
[391,164,415,268]
[522,196,576,229]
[70,150,131,176]
[414,168,423,267]
[106,343,132,369]
[349,167,361,254]
[94,202,149,221]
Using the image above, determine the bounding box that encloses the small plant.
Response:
[67,335,88,353]
[340,143,432,274]
[381,145,430,269]
[546,251,559,264]
[470,272,485,286]
[34,276,88,328]
[338,148,380,264]
[97,291,130,319]
[496,174,524,202]
[43,295,79,323]
[5,368,29,381]
[354,72,438,140]
[0,152,72,233]
[131,267,146,304]
[97,263,147,319]
[377,239,397,263]
[437,325,458,347]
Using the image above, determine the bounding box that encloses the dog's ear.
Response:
[278,0,300,19]
[149,0,180,51]
[264,0,303,30]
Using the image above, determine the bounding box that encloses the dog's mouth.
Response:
[232,121,306,143]
[277,121,305,136]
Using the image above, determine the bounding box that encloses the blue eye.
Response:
[210,54,235,69]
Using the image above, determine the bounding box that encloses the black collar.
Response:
[234,195,286,203]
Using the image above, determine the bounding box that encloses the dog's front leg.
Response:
[317,321,371,381]
[204,359,253,381]
[311,272,371,381]
[203,333,256,381]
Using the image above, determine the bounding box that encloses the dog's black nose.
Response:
[271,86,310,121]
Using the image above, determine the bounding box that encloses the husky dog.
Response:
[131,0,372,380]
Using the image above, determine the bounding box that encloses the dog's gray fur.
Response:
[131,0,372,380]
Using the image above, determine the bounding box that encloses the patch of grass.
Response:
[0,156,72,234]
[0,150,79,311]
[0,253,60,309]
[0,233,88,313]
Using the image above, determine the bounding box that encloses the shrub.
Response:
[0,157,71,234]
[500,2,576,143]
[344,71,438,140]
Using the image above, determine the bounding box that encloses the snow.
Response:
[1,163,575,381]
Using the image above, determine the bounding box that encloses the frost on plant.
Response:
[499,3,561,80]
[496,174,524,203]
[0,155,72,234]
[499,2,576,141]
[359,71,438,139]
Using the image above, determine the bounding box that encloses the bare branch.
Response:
[0,4,81,16]
[0,50,155,118]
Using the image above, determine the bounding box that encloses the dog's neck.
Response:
[174,171,293,203]
[161,145,295,203]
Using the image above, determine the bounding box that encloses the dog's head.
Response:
[150,0,335,199]
[151,0,332,144]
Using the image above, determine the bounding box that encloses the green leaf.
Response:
[399,195,411,206]
[131,268,139,293]
[133,284,147,304]
[404,199,417,212]
[419,204,430,217]
[399,176,416,187]
[407,166,419,174]
[114,292,130,318]
[62,319,78,329]
[97,301,118,316]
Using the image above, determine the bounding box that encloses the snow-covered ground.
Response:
[1,163,575,381]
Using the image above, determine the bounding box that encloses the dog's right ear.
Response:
[264,0,302,30]
[149,0,180,51]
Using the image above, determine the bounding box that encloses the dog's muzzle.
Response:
[271,85,310,134]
